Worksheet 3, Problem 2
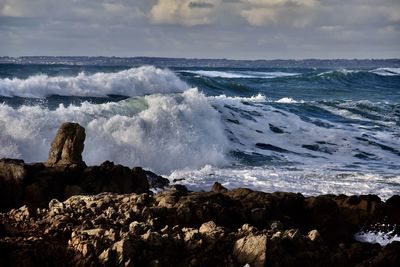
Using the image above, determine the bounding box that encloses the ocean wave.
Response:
[0,66,188,98]
[317,67,400,77]
[180,70,299,79]
[369,67,400,76]
[0,88,228,174]
[317,69,360,76]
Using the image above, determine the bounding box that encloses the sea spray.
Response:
[0,88,229,174]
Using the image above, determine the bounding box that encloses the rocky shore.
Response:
[1,123,399,267]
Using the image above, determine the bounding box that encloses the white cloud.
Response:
[150,0,220,26]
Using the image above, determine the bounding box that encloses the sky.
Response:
[0,0,399,59]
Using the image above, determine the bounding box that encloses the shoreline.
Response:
[1,122,399,266]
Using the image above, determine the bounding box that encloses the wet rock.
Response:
[46,122,86,167]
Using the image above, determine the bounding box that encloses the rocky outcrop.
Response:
[0,185,399,267]
[46,122,86,167]
[0,123,151,212]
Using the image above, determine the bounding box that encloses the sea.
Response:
[1,57,399,200]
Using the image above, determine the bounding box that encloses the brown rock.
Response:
[212,182,228,193]
[233,234,267,267]
[46,122,86,166]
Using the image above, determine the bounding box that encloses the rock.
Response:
[199,221,225,238]
[81,162,149,195]
[304,195,349,244]
[145,170,170,189]
[46,122,86,166]
[385,195,400,224]
[64,185,87,198]
[270,221,283,232]
[199,221,218,234]
[0,159,26,212]
[233,234,267,267]
[212,182,228,193]
[112,239,135,266]
[169,184,188,193]
[307,229,322,242]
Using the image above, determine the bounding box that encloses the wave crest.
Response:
[0,66,188,98]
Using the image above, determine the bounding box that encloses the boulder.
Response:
[233,234,267,267]
[46,122,85,166]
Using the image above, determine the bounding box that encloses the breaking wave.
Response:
[0,88,228,174]
[0,66,188,98]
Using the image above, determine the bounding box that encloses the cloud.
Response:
[240,0,318,26]
[0,0,399,58]
[150,0,219,26]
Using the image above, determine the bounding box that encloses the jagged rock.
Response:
[233,234,267,267]
[212,182,228,193]
[46,122,86,166]
[0,190,399,266]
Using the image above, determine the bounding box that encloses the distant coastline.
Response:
[1,56,400,68]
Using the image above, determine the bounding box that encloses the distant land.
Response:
[1,56,399,69]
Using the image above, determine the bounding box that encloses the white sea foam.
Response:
[181,70,299,79]
[354,224,400,246]
[210,94,266,103]
[275,97,303,103]
[370,67,400,76]
[0,66,188,98]
[0,88,229,174]
[169,165,400,200]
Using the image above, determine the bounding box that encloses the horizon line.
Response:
[1,56,399,61]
